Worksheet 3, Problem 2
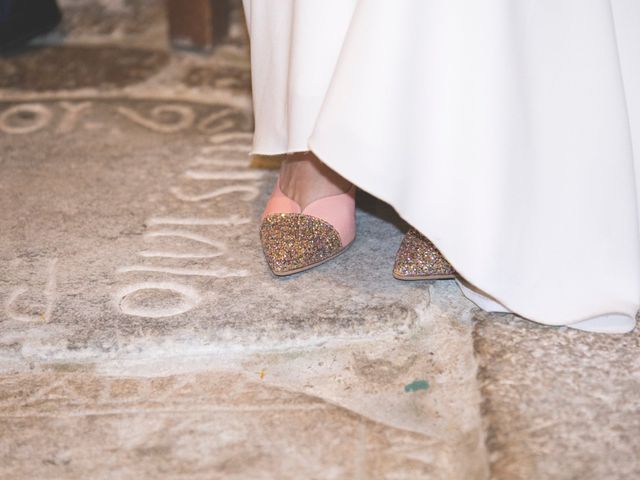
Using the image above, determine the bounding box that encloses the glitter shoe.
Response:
[260,179,356,276]
[393,228,456,280]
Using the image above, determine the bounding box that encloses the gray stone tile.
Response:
[473,313,640,480]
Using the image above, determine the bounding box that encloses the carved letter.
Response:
[0,103,53,134]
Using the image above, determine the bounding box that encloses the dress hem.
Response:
[305,139,638,334]
[248,143,638,334]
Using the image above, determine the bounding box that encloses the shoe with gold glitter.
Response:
[393,228,456,280]
[259,179,356,276]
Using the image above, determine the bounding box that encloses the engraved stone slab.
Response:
[0,97,427,359]
[0,94,488,478]
[0,367,480,480]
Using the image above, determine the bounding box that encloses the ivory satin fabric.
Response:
[242,0,640,333]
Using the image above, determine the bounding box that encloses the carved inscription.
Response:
[0,101,248,135]
[115,130,259,318]
[115,282,201,318]
[0,103,53,134]
[1,100,257,320]
[4,259,58,322]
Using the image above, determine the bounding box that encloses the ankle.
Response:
[279,152,352,208]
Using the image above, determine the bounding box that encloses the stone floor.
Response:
[0,2,638,479]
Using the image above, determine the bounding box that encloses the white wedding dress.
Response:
[242,0,640,333]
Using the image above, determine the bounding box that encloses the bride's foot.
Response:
[259,152,356,276]
[393,228,456,280]
[278,152,353,208]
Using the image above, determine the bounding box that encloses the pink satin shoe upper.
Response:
[261,179,356,247]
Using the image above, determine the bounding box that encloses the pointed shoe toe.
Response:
[260,213,345,275]
[393,228,456,280]
[259,179,356,276]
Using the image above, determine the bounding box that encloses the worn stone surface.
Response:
[0,108,487,477]
[0,7,488,476]
[473,313,640,480]
[0,1,250,115]
[0,97,426,354]
[0,356,483,480]
[0,46,169,90]
[0,89,487,476]
[2,1,638,479]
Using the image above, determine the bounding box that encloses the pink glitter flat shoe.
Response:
[259,179,356,276]
[393,228,456,280]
